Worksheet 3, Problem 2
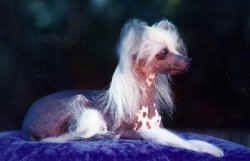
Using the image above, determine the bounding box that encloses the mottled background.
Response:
[0,0,250,143]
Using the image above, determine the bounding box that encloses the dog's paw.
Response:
[188,139,224,157]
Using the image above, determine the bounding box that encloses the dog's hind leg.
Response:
[42,108,108,143]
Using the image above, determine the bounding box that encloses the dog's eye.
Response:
[163,48,169,55]
[156,48,169,60]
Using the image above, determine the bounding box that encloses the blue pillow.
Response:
[0,131,249,161]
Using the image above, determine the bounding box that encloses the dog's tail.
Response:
[138,128,224,157]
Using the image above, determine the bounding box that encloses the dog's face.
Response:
[152,47,191,75]
[117,19,191,77]
[134,46,190,78]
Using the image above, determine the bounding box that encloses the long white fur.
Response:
[42,19,224,157]
[104,19,174,129]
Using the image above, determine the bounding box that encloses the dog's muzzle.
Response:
[166,54,191,75]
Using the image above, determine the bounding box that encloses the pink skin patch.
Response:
[145,73,156,87]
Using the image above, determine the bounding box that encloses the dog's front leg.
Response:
[137,128,224,157]
[138,128,198,150]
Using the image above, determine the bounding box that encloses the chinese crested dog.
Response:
[22,19,224,157]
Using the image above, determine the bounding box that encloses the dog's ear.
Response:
[153,19,187,56]
[152,19,177,32]
[117,19,146,58]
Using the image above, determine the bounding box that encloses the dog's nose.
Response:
[172,55,191,71]
[176,55,192,64]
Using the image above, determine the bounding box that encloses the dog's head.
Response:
[117,19,190,77]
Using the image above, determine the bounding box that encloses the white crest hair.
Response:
[101,19,187,130]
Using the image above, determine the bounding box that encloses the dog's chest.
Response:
[133,104,161,130]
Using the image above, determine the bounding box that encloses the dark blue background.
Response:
[0,0,249,130]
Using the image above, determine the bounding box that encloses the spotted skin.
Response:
[134,105,161,131]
